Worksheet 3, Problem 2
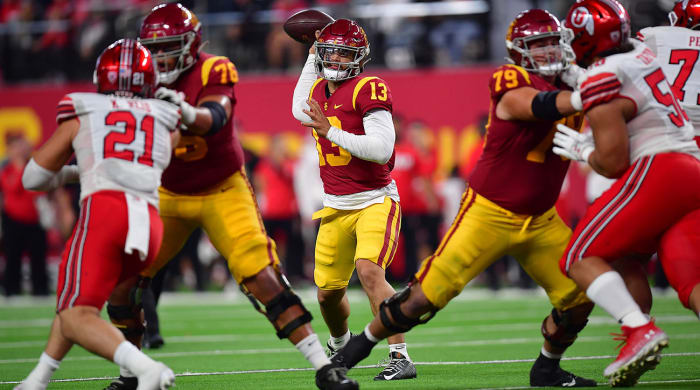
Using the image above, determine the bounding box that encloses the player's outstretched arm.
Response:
[22,118,79,191]
[497,86,581,121]
[155,88,231,136]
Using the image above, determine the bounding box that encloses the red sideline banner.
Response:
[0,66,494,165]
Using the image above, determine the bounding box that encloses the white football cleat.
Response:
[136,362,175,390]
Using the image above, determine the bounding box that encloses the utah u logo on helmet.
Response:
[564,0,631,67]
[570,7,595,35]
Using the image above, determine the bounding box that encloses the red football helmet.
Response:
[505,9,576,76]
[669,0,700,29]
[314,19,370,81]
[93,39,157,98]
[564,0,631,67]
[139,2,201,85]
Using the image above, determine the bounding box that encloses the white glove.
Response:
[560,64,586,89]
[155,87,196,126]
[552,123,594,163]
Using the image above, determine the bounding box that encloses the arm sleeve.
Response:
[22,158,79,192]
[579,71,622,111]
[292,54,318,123]
[325,109,395,164]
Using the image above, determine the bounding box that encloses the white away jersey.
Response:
[579,39,699,163]
[56,92,179,206]
[638,26,700,133]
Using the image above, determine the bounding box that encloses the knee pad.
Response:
[240,271,312,339]
[378,285,436,334]
[541,304,592,349]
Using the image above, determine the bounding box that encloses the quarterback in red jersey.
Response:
[327,10,598,388]
[292,19,417,382]
[104,4,356,390]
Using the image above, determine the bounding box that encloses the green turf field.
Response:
[1,288,698,389]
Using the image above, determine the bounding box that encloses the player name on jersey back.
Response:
[58,92,179,205]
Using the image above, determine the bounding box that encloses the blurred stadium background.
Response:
[0,0,678,296]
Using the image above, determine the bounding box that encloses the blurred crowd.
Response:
[0,0,671,84]
[0,0,492,83]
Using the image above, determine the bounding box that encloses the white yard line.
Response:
[1,354,699,385]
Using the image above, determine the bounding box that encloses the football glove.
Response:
[552,123,594,163]
[560,64,586,89]
[155,87,196,126]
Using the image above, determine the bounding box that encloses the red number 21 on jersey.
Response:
[103,110,155,166]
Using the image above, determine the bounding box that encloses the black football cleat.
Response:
[143,332,165,349]
[103,376,137,390]
[530,365,597,387]
[373,351,417,381]
[315,363,359,390]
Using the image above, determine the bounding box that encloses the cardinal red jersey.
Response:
[161,52,244,193]
[468,64,584,215]
[309,76,395,196]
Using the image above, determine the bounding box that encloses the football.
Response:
[283,9,334,44]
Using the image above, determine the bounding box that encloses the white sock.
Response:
[364,325,381,343]
[23,352,60,387]
[389,343,411,362]
[330,330,351,350]
[113,341,156,377]
[586,271,649,327]
[541,347,562,360]
[295,334,331,370]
